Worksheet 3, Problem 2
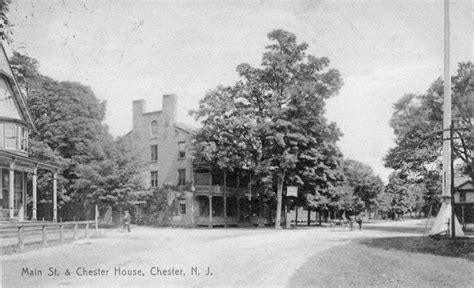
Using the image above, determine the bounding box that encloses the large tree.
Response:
[192,29,343,228]
[379,171,426,219]
[340,159,384,214]
[385,62,473,213]
[11,52,142,220]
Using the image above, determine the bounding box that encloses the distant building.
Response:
[454,177,474,226]
[129,95,254,227]
[0,44,59,221]
[131,94,195,191]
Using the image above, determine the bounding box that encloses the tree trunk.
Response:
[295,205,298,227]
[307,209,311,226]
[258,195,265,227]
[274,171,284,229]
[285,202,290,229]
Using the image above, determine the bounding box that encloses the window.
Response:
[178,141,186,159]
[19,126,28,152]
[0,124,3,148]
[5,123,16,149]
[180,203,186,215]
[178,169,186,186]
[151,145,158,161]
[151,121,158,135]
[460,192,466,202]
[151,171,158,188]
[0,123,28,152]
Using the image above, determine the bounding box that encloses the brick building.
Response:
[132,94,195,191]
[130,95,254,227]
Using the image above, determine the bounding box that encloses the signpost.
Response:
[287,186,298,197]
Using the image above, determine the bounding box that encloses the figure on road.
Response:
[355,214,363,231]
[123,210,131,233]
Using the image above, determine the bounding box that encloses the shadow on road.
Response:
[362,225,429,234]
[358,236,474,261]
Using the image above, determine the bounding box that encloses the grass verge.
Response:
[290,236,474,287]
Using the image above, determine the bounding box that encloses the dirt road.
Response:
[0,220,458,287]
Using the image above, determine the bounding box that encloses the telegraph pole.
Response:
[442,0,451,205]
[450,122,455,238]
[429,0,465,237]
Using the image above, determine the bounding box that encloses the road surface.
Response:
[0,220,456,287]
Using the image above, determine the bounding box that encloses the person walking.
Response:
[123,210,131,233]
[355,214,363,231]
[348,215,354,231]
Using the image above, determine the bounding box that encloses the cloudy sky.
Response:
[8,0,473,183]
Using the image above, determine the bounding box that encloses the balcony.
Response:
[194,185,247,196]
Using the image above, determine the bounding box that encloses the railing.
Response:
[195,216,240,226]
[194,185,247,195]
[0,208,20,220]
[1,220,97,252]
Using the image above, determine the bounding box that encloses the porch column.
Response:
[21,172,26,221]
[208,168,213,229]
[32,166,38,221]
[53,172,58,222]
[9,162,14,219]
[236,196,240,223]
[208,195,213,228]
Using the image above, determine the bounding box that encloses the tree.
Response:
[380,171,426,219]
[11,52,142,220]
[0,0,12,43]
[340,159,384,214]
[192,29,343,228]
[385,62,473,213]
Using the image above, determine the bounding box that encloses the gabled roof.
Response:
[0,44,35,130]
[174,122,198,135]
[455,177,473,190]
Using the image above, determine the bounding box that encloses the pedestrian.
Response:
[348,215,354,231]
[355,214,363,231]
[123,210,131,233]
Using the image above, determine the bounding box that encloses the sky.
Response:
[8,0,473,183]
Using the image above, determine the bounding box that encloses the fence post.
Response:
[42,225,47,245]
[59,225,64,243]
[18,226,24,251]
[85,223,89,239]
[73,223,78,240]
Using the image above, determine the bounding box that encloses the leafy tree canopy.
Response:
[384,62,473,214]
[192,29,344,228]
[11,52,142,220]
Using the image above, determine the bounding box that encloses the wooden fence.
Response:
[1,220,97,252]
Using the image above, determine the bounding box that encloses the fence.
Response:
[1,220,97,252]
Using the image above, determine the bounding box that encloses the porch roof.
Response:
[0,150,59,172]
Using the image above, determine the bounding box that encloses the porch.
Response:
[193,192,255,228]
[0,150,59,222]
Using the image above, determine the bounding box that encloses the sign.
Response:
[287,186,298,197]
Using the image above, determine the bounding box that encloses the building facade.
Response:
[0,44,59,221]
[130,95,255,227]
[454,177,474,227]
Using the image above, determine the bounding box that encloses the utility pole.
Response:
[429,0,465,237]
[442,0,451,205]
[450,122,455,238]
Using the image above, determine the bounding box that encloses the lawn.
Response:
[290,236,474,287]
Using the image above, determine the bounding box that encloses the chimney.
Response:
[133,99,145,128]
[162,94,177,127]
